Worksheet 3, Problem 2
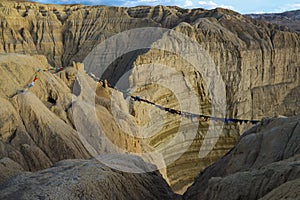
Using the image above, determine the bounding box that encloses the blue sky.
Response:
[33,0,300,14]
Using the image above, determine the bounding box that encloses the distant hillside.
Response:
[247,10,300,32]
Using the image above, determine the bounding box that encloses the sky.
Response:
[33,0,300,14]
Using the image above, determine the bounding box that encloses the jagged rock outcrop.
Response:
[183,115,300,200]
[0,1,299,193]
[0,54,143,184]
[0,54,90,175]
[0,156,180,200]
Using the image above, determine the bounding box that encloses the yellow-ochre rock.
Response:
[0,1,299,195]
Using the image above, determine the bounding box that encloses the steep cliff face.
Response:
[90,7,300,192]
[0,1,299,193]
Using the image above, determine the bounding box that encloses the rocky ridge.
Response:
[248,10,300,32]
[0,53,143,183]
